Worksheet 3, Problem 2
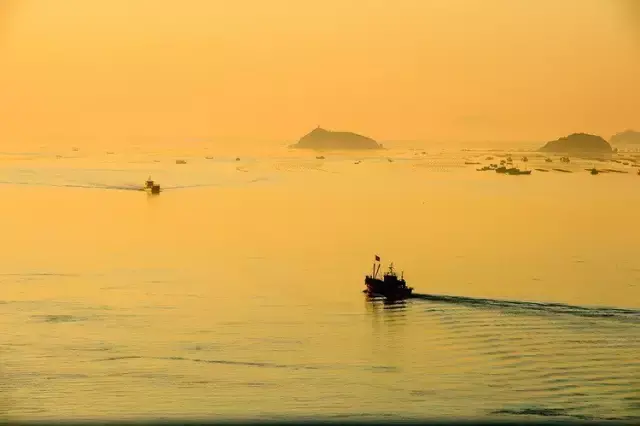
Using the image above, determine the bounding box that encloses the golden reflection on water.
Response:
[0,150,638,420]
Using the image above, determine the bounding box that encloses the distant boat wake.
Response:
[0,180,142,191]
[410,293,639,323]
[0,178,269,192]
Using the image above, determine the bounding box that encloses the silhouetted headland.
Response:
[539,133,613,153]
[290,127,383,150]
[610,129,640,145]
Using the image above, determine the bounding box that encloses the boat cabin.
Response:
[145,176,154,188]
[382,263,405,284]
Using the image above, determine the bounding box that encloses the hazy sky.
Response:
[1,0,638,146]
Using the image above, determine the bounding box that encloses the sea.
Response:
[0,142,639,423]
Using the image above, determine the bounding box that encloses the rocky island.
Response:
[538,133,613,153]
[290,127,383,150]
[610,130,640,145]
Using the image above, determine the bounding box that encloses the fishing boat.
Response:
[144,176,161,194]
[496,165,531,175]
[590,168,599,175]
[364,256,413,299]
[505,167,532,175]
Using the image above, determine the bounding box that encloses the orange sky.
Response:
[1,0,638,146]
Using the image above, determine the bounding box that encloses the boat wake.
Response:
[0,178,269,192]
[165,178,268,190]
[410,293,640,323]
[0,180,143,192]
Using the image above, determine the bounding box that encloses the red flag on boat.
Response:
[375,255,380,261]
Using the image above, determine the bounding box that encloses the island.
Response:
[538,133,613,153]
[290,127,383,150]
[610,130,640,145]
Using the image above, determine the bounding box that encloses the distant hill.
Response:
[610,130,640,145]
[290,127,383,150]
[538,133,613,153]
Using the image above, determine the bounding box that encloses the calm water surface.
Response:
[1,147,639,421]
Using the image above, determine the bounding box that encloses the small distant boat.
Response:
[176,159,187,164]
[144,176,161,194]
[497,166,531,175]
[364,256,413,300]
[465,161,481,165]
[545,158,553,163]
[560,157,570,163]
[235,157,241,161]
[590,168,599,175]
[316,155,325,160]
[521,156,529,162]
[505,168,531,175]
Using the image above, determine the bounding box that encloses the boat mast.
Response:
[373,256,381,278]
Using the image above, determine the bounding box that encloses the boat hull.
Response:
[144,184,161,194]
[364,277,413,299]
